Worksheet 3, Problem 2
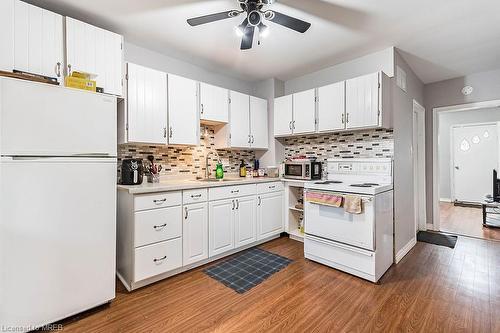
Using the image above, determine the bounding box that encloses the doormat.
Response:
[204,247,292,294]
[417,231,457,248]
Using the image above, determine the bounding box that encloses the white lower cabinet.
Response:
[234,196,257,247]
[257,191,284,240]
[183,202,208,266]
[209,198,235,257]
[117,183,284,291]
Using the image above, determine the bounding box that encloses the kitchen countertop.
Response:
[117,177,282,194]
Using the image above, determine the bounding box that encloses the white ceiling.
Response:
[26,0,500,84]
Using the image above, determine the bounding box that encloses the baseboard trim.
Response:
[440,198,452,203]
[395,237,417,264]
[426,223,436,231]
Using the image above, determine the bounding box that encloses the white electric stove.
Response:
[304,158,394,283]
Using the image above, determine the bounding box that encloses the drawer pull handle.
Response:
[153,256,167,263]
[232,200,235,210]
[153,199,167,204]
[153,223,167,230]
[191,194,202,199]
[185,207,189,219]
[258,196,261,206]
[235,199,239,210]
[231,190,240,194]
[269,185,276,189]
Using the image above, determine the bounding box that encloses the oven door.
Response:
[304,191,375,251]
[284,163,306,179]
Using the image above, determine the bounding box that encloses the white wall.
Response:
[124,42,255,95]
[284,47,395,95]
[424,69,500,224]
[438,108,500,200]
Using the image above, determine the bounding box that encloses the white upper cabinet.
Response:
[345,72,380,129]
[65,17,123,96]
[13,0,64,82]
[250,96,268,150]
[317,81,345,132]
[167,74,199,146]
[292,89,316,134]
[0,0,63,82]
[228,90,251,148]
[126,63,167,145]
[345,71,392,130]
[274,95,293,136]
[199,82,229,124]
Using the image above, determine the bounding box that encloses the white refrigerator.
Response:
[0,78,117,330]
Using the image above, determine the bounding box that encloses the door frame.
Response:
[413,100,427,233]
[449,122,499,203]
[432,99,500,231]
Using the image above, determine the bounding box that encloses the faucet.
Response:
[205,150,221,179]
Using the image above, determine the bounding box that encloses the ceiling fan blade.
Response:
[187,10,238,26]
[240,26,255,50]
[267,11,311,33]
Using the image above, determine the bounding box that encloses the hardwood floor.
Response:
[60,236,500,333]
[440,202,500,241]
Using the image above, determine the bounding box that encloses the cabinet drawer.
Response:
[209,184,256,201]
[304,235,375,277]
[183,188,208,205]
[257,182,284,194]
[134,206,182,247]
[134,191,182,211]
[134,238,182,282]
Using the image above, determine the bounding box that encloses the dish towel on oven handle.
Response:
[344,195,363,214]
[305,190,343,208]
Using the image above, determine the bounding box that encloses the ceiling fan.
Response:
[187,0,311,50]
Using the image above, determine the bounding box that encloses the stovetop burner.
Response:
[350,183,380,188]
[314,180,343,185]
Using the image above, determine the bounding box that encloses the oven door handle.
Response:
[305,190,374,203]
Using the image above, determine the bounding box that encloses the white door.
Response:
[257,192,284,240]
[167,74,199,146]
[292,89,316,134]
[65,17,123,96]
[345,72,379,129]
[230,90,251,148]
[0,78,117,156]
[183,202,209,266]
[250,96,268,149]
[234,196,257,248]
[200,82,229,123]
[209,199,235,257]
[13,0,64,82]
[274,95,293,136]
[452,123,499,203]
[317,82,345,132]
[0,158,116,328]
[127,63,167,144]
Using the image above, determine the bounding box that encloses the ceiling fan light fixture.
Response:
[258,23,269,38]
[235,18,249,37]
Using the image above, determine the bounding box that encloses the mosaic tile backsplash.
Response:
[280,128,394,164]
[118,127,255,181]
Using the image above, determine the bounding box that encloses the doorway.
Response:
[433,101,500,240]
